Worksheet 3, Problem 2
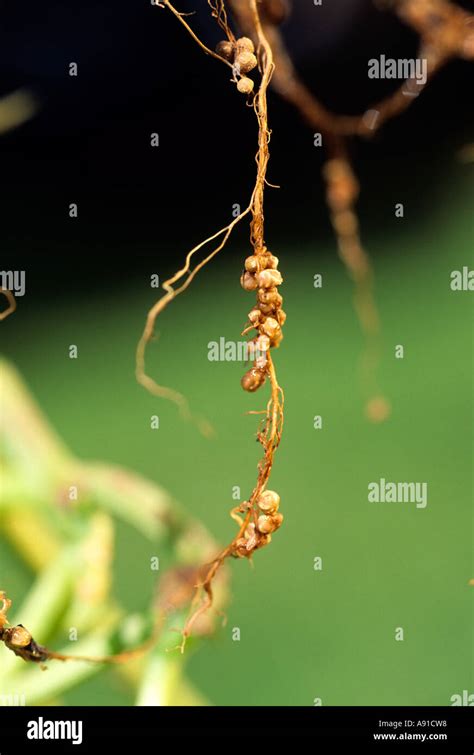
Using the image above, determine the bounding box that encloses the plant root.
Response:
[138,0,285,652]
[0,289,16,321]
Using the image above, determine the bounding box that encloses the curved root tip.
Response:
[197,416,216,439]
[0,289,16,321]
[136,367,215,438]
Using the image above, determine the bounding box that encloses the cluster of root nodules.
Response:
[216,36,258,95]
[229,248,285,556]
[181,247,285,650]
[240,248,285,392]
[232,490,283,557]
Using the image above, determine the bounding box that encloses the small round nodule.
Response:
[241,368,265,392]
[240,271,257,291]
[215,40,234,61]
[256,269,283,289]
[258,490,280,513]
[235,51,258,74]
[248,307,262,325]
[277,309,287,326]
[7,624,32,648]
[237,76,254,95]
[258,302,276,316]
[257,515,276,534]
[265,254,279,269]
[258,287,282,307]
[261,317,280,339]
[272,512,284,530]
[236,36,255,54]
[244,255,259,273]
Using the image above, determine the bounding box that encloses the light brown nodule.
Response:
[241,367,266,392]
[237,76,255,94]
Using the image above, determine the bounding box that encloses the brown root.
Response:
[0,289,16,321]
[228,0,474,421]
[138,0,284,652]
[0,590,167,666]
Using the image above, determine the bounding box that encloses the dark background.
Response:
[1,0,473,282]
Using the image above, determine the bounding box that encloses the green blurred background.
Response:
[1,157,472,705]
